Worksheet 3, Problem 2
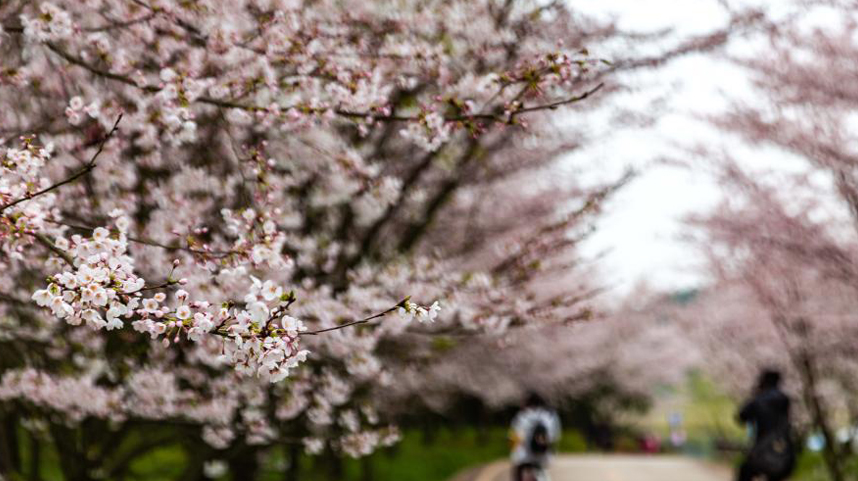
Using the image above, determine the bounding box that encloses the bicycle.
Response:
[515,462,549,481]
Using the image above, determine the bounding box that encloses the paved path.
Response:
[471,455,731,481]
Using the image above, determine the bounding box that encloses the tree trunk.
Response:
[49,424,95,481]
[798,352,846,481]
[0,412,21,477]
[176,447,209,481]
[229,449,260,481]
[360,456,374,481]
[29,430,41,481]
[284,444,300,481]
[325,452,343,479]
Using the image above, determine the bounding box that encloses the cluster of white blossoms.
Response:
[221,207,291,269]
[398,299,441,323]
[400,112,452,152]
[19,2,74,43]
[354,176,403,226]
[32,221,144,329]
[30,218,311,383]
[65,95,102,126]
[339,427,402,458]
[214,276,310,383]
[0,140,55,235]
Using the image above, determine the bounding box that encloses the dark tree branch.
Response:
[396,139,487,253]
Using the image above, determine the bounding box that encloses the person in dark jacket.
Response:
[736,369,796,481]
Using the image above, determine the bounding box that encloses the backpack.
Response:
[529,421,551,455]
[748,427,796,479]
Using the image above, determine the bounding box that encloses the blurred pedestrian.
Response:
[510,392,561,481]
[736,369,796,481]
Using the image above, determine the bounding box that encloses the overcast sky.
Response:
[571,0,781,294]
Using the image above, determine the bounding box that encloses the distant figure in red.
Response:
[736,369,796,481]
[641,433,660,454]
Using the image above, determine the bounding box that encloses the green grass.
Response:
[127,444,188,480]
[257,427,587,481]
[15,429,188,481]
[790,451,858,481]
[14,424,586,481]
[314,428,510,481]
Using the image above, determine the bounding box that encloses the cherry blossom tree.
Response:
[688,169,858,481]
[687,6,858,477]
[0,0,621,479]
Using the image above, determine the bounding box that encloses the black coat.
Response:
[739,387,791,444]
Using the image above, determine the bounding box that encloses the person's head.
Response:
[757,369,782,391]
[524,391,547,409]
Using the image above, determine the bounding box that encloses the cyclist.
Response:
[510,392,561,481]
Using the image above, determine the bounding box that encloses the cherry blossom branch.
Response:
[510,82,606,117]
[299,298,409,336]
[138,279,180,292]
[45,44,160,92]
[333,83,605,124]
[44,43,603,125]
[0,115,123,214]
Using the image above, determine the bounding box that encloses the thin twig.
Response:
[512,82,605,116]
[139,280,178,292]
[299,298,408,336]
[46,43,157,91]
[0,165,95,213]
